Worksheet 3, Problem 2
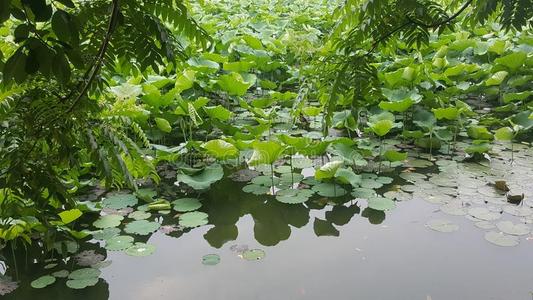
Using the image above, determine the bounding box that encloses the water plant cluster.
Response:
[0,0,532,296]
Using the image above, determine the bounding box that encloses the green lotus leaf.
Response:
[125,242,156,257]
[432,107,459,120]
[379,99,414,113]
[241,249,265,261]
[426,219,459,233]
[484,231,519,247]
[494,51,527,71]
[105,235,134,251]
[275,188,314,204]
[494,127,514,141]
[242,184,271,195]
[502,91,532,103]
[68,268,101,280]
[203,105,233,121]
[202,254,221,265]
[216,72,256,96]
[66,278,99,289]
[101,193,138,210]
[31,275,56,289]
[187,57,219,73]
[467,126,493,140]
[175,163,224,190]
[179,211,209,228]
[383,150,407,162]
[334,168,361,187]
[370,119,394,137]
[496,221,530,236]
[124,220,160,235]
[92,227,121,240]
[367,197,395,211]
[312,182,347,197]
[465,140,492,154]
[247,140,285,166]
[135,188,157,203]
[315,160,343,180]
[155,117,172,133]
[202,139,238,159]
[128,211,151,220]
[51,270,69,278]
[172,198,202,212]
[92,215,124,229]
[485,71,508,86]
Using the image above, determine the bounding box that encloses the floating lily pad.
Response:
[105,235,134,251]
[125,243,156,257]
[468,207,501,221]
[496,221,530,236]
[426,219,459,233]
[440,203,467,216]
[124,220,160,235]
[474,221,495,229]
[275,189,314,204]
[242,184,270,195]
[312,183,347,197]
[503,205,532,217]
[367,197,395,211]
[251,175,280,186]
[51,270,69,278]
[484,231,519,247]
[68,268,101,280]
[179,211,209,228]
[360,179,383,189]
[92,215,124,229]
[101,193,138,209]
[202,254,221,265]
[172,198,202,212]
[92,227,121,240]
[31,275,56,289]
[241,249,265,261]
[66,278,99,289]
[175,163,224,190]
[128,211,151,220]
[351,188,377,198]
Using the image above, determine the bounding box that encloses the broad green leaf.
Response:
[315,160,343,180]
[485,71,508,86]
[494,127,514,141]
[58,209,82,224]
[494,52,527,71]
[334,168,361,187]
[467,126,493,140]
[383,150,407,162]
[432,107,459,120]
[202,139,238,159]
[203,105,233,121]
[247,140,285,166]
[175,164,224,190]
[217,72,256,96]
[370,119,394,137]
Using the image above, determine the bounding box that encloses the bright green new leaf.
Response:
[315,160,343,180]
[485,71,508,86]
[383,150,408,162]
[494,127,514,141]
[203,105,233,121]
[370,119,394,137]
[432,107,459,120]
[217,72,256,96]
[58,209,82,224]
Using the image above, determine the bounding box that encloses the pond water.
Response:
[2,143,533,300]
